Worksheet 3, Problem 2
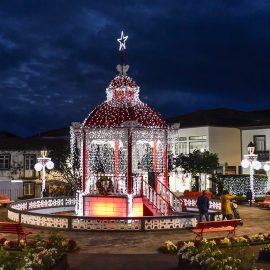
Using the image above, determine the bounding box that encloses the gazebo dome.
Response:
[83,68,167,129]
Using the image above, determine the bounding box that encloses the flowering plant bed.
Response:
[177,239,257,270]
[0,233,77,270]
[159,234,270,255]
[159,234,270,270]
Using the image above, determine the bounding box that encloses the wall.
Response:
[208,127,241,169]
[241,128,270,190]
[241,128,270,155]
[0,150,59,182]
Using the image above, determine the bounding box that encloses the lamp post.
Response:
[34,148,54,198]
[241,142,269,203]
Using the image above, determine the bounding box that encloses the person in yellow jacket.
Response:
[220,190,235,220]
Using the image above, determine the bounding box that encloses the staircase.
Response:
[142,180,169,216]
[156,179,184,213]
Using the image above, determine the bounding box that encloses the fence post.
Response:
[141,218,145,231]
[68,217,72,230]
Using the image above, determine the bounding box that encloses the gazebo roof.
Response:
[83,71,167,129]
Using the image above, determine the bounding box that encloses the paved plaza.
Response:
[1,205,270,269]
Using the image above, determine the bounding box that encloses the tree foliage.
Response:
[175,149,219,176]
[48,142,81,195]
[172,149,219,191]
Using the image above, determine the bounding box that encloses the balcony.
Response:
[255,151,270,162]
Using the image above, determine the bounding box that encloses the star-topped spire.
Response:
[117,31,129,76]
[117,31,128,51]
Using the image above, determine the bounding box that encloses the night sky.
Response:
[1,1,270,136]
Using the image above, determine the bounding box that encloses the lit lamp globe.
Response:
[263,164,270,172]
[241,159,250,169]
[252,161,262,170]
[34,163,43,172]
[46,161,54,170]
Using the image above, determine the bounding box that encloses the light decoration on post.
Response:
[34,148,54,198]
[241,142,270,203]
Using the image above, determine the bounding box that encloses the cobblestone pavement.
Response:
[0,205,270,269]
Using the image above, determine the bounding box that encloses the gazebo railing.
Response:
[157,179,183,213]
[142,179,169,215]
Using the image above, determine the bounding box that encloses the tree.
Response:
[48,141,81,195]
[174,149,219,191]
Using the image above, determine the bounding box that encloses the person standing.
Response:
[196,190,210,222]
[220,190,235,220]
[246,189,253,206]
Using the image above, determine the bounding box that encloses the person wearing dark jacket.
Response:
[196,190,210,221]
[246,189,253,206]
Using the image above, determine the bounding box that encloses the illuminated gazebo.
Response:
[70,32,177,217]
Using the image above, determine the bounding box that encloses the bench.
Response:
[0,222,32,243]
[0,194,14,206]
[257,196,270,208]
[192,219,242,240]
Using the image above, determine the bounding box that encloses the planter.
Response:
[178,258,201,270]
[258,251,270,262]
[50,254,69,270]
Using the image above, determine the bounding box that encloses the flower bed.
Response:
[159,234,270,270]
[0,233,77,270]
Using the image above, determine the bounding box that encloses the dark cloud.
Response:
[0,0,270,136]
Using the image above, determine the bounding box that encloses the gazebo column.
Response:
[163,144,168,187]
[82,130,88,193]
[127,129,133,194]
[153,139,158,192]
[163,130,168,188]
[114,139,119,193]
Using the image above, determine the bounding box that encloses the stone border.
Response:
[7,197,201,231]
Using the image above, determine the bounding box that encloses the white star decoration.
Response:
[117,31,128,51]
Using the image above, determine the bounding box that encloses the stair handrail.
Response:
[157,179,184,213]
[142,179,170,216]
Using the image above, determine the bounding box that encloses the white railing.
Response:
[157,179,183,213]
[180,196,221,211]
[142,180,169,215]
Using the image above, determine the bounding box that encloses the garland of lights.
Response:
[220,175,268,195]
[96,176,114,196]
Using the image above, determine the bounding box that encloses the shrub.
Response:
[255,196,265,202]
[233,196,246,205]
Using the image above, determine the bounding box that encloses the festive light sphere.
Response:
[34,163,43,172]
[263,164,270,172]
[241,159,250,169]
[46,161,54,170]
[252,161,261,170]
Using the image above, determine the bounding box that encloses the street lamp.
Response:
[34,148,54,198]
[241,142,270,203]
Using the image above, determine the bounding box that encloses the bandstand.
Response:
[71,32,183,217]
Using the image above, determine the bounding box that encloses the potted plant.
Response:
[258,244,270,262]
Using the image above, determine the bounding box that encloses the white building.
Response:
[241,126,270,190]
[0,129,68,199]
[167,108,270,193]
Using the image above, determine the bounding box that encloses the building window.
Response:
[188,135,207,153]
[24,155,36,170]
[23,182,35,196]
[179,142,188,154]
[189,135,207,140]
[254,135,266,151]
[0,154,10,170]
[175,143,179,155]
